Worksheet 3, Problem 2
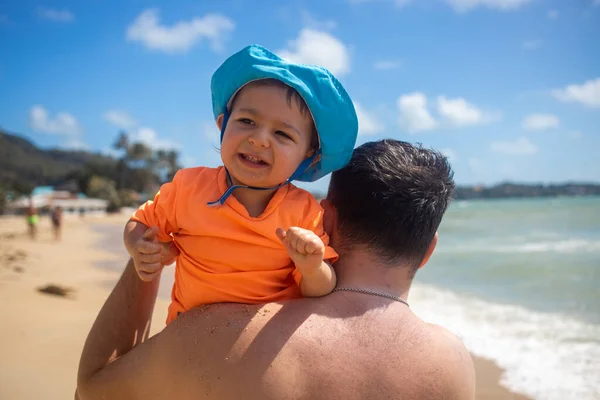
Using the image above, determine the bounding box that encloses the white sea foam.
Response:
[410,283,600,400]
[439,239,600,254]
[506,239,600,254]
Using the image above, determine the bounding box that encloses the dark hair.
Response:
[327,140,455,271]
[230,79,319,150]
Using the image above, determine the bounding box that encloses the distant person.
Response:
[77,140,475,400]
[51,206,63,241]
[123,44,358,325]
[25,205,39,240]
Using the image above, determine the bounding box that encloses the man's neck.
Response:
[333,248,414,300]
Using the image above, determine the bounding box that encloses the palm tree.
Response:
[113,131,129,189]
[165,150,181,180]
[113,131,129,154]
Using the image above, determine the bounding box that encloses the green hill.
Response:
[0,129,118,191]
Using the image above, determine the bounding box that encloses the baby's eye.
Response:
[275,131,292,140]
[239,118,255,125]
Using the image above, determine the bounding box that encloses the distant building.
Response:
[7,186,108,217]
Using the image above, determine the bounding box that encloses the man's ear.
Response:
[418,232,438,269]
[320,198,336,237]
[216,114,224,131]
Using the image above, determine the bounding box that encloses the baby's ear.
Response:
[306,148,316,157]
[216,114,225,131]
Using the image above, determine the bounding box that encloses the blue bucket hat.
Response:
[208,44,358,206]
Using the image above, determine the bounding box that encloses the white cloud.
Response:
[126,8,235,54]
[522,113,560,131]
[36,7,74,22]
[301,10,337,30]
[397,92,437,133]
[29,105,82,136]
[104,110,137,129]
[278,29,350,76]
[397,93,498,133]
[102,110,176,151]
[551,78,600,108]
[446,0,533,12]
[491,137,539,155]
[522,39,542,50]
[436,96,495,126]
[373,60,401,70]
[547,9,559,19]
[441,148,458,163]
[354,103,384,135]
[133,127,178,150]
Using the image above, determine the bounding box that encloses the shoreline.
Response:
[0,214,530,399]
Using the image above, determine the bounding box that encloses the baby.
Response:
[123,45,358,324]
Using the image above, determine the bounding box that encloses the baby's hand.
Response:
[160,240,179,267]
[132,226,176,281]
[276,227,324,272]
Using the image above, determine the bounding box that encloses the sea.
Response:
[94,196,600,400]
[411,196,600,400]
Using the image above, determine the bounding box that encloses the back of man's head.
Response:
[328,139,455,272]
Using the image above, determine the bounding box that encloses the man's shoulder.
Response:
[149,301,300,398]
[425,322,469,349]
[419,322,476,398]
[157,302,290,358]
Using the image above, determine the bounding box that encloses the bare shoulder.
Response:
[426,323,471,353]
[421,323,476,399]
[159,302,284,344]
[148,302,290,398]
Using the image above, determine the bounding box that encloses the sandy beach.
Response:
[0,214,529,399]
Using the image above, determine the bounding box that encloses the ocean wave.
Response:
[410,283,600,400]
[506,239,600,254]
[439,239,600,254]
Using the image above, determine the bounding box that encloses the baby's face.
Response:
[218,83,315,188]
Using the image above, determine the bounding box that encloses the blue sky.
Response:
[1,0,599,192]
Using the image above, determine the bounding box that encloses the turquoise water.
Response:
[411,196,600,399]
[416,196,600,324]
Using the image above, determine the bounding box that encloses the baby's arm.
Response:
[125,171,183,280]
[124,219,151,257]
[276,227,336,297]
[124,220,179,281]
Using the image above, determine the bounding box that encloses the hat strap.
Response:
[207,156,318,207]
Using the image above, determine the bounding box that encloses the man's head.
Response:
[217,79,318,188]
[325,139,455,273]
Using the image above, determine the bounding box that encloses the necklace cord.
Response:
[332,287,409,307]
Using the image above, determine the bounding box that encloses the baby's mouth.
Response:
[239,153,270,166]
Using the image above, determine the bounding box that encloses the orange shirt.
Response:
[131,166,338,324]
